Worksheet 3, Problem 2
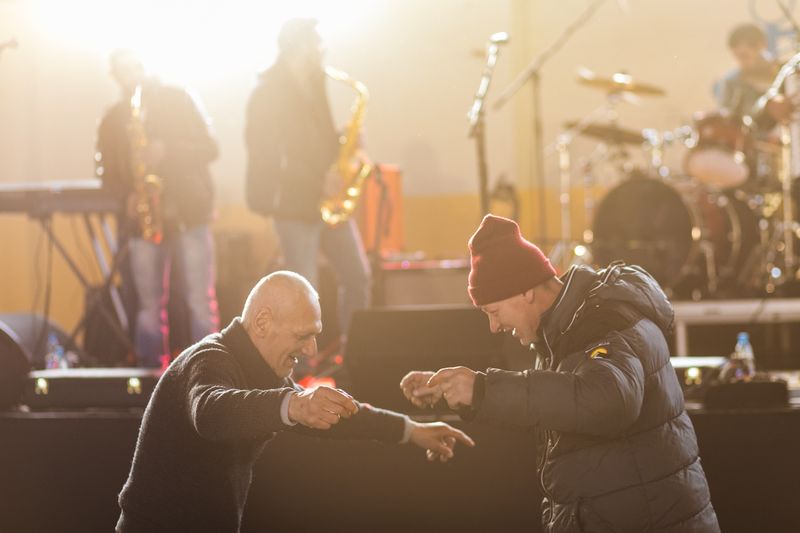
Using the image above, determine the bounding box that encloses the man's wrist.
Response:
[280,391,297,426]
[456,371,486,421]
[471,371,487,409]
[401,416,419,444]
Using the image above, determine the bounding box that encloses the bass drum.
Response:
[591,177,759,296]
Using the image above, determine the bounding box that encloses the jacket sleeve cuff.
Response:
[280,390,297,426]
[401,416,416,444]
[457,371,486,421]
[472,371,487,408]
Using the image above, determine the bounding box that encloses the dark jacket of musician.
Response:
[244,57,339,222]
[470,264,720,533]
[96,82,218,235]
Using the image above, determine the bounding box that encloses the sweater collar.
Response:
[219,318,288,391]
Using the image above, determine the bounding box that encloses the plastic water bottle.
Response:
[44,333,68,369]
[721,332,756,382]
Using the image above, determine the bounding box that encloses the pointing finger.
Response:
[444,427,475,447]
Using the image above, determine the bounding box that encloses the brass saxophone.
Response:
[320,67,373,226]
[128,85,163,243]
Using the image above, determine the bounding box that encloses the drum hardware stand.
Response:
[580,154,600,246]
[642,128,672,178]
[780,124,798,271]
[549,135,577,270]
[733,209,781,293]
[549,133,595,271]
[698,240,720,297]
[546,97,631,270]
[766,122,800,290]
[735,123,800,294]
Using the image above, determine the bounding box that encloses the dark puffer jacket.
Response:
[472,263,720,533]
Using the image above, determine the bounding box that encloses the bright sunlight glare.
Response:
[26,0,376,85]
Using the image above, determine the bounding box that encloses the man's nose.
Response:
[302,337,318,357]
[488,316,501,333]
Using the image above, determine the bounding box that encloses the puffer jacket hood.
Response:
[539,262,673,357]
[590,262,674,334]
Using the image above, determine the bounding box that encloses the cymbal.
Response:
[564,121,644,145]
[577,68,666,96]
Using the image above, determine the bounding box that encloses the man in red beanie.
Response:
[401,214,720,533]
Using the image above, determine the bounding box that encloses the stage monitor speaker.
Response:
[0,321,30,408]
[345,306,515,412]
[375,260,471,307]
[0,313,74,369]
[23,368,160,409]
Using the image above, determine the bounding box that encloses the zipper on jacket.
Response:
[538,327,557,517]
[537,267,579,527]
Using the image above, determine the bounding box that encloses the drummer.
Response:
[715,23,779,117]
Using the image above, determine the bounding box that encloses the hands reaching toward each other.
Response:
[401,367,477,410]
[408,421,475,462]
[288,386,359,430]
[400,371,439,408]
[427,367,477,410]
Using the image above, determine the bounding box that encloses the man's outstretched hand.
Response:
[408,421,475,462]
[426,367,477,410]
[288,386,359,430]
[400,371,439,408]
[401,367,478,410]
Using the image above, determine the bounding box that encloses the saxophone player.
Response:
[96,49,220,368]
[245,18,371,354]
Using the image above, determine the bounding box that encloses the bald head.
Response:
[241,271,322,377]
[243,271,318,327]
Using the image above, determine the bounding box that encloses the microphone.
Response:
[489,32,510,45]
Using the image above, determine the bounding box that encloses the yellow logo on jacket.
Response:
[589,347,608,359]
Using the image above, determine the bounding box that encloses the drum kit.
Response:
[561,68,800,300]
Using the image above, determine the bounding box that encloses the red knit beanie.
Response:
[468,214,557,306]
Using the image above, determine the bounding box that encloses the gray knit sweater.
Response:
[117,318,405,532]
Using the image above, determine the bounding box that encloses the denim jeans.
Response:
[273,218,371,337]
[128,224,219,367]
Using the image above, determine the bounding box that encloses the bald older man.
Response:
[116,271,473,533]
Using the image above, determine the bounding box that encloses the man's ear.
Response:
[254,307,273,337]
[523,287,536,304]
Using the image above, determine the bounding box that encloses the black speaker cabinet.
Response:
[345,306,518,412]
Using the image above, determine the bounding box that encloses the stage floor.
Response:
[1,406,799,533]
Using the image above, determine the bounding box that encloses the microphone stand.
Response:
[493,0,608,245]
[468,34,508,216]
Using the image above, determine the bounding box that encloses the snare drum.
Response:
[684,111,751,190]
